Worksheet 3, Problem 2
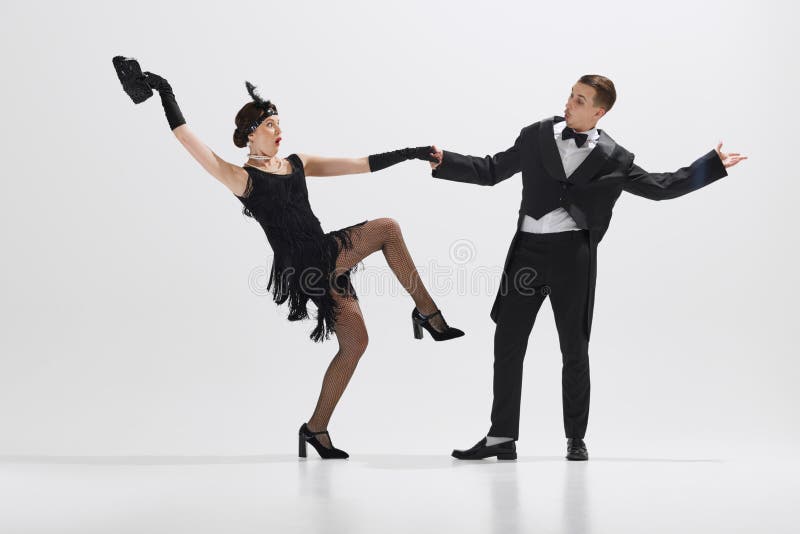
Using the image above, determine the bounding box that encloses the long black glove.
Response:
[368,147,437,172]
[142,72,186,131]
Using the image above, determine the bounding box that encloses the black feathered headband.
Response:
[237,81,278,135]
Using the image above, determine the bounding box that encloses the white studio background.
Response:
[0,0,797,458]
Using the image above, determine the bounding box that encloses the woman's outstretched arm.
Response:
[143,71,248,196]
[173,124,248,196]
[296,154,370,177]
[298,147,438,178]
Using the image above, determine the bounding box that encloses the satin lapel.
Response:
[567,130,615,186]
[539,117,567,182]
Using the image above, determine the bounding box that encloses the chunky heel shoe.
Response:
[411,307,465,341]
[298,423,349,459]
[412,319,424,339]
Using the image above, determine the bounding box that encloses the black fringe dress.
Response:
[235,153,367,342]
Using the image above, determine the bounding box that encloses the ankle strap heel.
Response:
[298,423,349,459]
[411,307,465,342]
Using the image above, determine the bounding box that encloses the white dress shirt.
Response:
[520,120,600,234]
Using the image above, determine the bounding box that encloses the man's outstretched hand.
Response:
[715,142,747,168]
[430,145,444,169]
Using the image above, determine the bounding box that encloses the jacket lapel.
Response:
[567,130,615,185]
[540,117,618,185]
[539,116,567,182]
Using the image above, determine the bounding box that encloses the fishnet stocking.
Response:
[334,218,445,331]
[307,292,367,447]
[306,218,446,447]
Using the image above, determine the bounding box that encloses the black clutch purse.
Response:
[112,56,153,104]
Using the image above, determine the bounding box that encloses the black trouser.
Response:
[489,230,592,440]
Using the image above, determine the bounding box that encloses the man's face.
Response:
[564,82,606,131]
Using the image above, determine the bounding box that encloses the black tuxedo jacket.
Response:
[432,116,728,335]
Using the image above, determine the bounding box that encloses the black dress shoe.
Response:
[452,437,517,460]
[566,438,588,461]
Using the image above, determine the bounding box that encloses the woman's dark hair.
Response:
[232,101,278,148]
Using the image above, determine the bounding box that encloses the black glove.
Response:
[142,71,186,131]
[368,147,437,172]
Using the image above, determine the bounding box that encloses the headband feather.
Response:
[238,81,278,136]
[245,81,275,113]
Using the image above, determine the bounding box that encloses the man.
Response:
[430,75,746,461]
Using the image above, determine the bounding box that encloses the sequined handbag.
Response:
[112,55,153,104]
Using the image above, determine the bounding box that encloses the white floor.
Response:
[1,451,796,533]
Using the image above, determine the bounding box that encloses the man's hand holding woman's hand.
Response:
[429,145,443,169]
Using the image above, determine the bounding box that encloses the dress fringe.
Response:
[265,220,368,343]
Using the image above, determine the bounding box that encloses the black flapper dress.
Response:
[235,153,367,342]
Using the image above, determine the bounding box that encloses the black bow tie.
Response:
[561,127,589,148]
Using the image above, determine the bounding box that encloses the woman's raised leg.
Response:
[333,218,447,331]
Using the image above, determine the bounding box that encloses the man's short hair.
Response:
[578,74,616,112]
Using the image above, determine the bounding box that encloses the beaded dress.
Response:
[235,153,367,342]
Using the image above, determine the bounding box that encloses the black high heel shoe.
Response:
[411,307,465,341]
[298,423,349,459]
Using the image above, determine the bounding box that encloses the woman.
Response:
[116,60,464,459]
